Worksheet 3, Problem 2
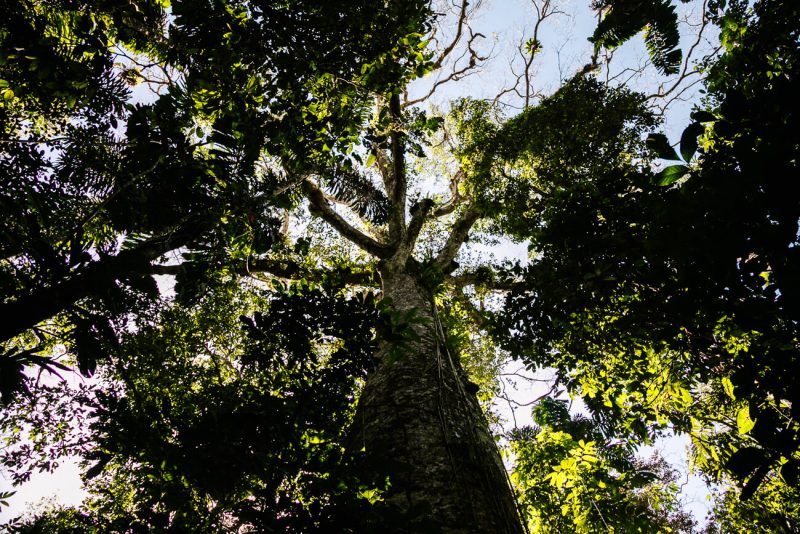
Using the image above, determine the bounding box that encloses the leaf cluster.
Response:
[5,282,393,532]
[511,398,695,533]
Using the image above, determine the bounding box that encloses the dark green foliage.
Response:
[448,77,658,243]
[322,164,391,225]
[492,76,658,238]
[4,283,390,531]
[494,0,800,505]
[0,0,432,400]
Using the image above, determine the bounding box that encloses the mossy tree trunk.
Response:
[347,267,525,533]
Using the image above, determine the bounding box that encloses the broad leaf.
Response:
[655,164,688,186]
[646,133,681,160]
[679,122,705,161]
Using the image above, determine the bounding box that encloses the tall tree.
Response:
[5,0,797,531]
[2,0,524,531]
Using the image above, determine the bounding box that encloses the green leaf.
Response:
[690,110,716,123]
[679,122,704,161]
[646,133,680,160]
[655,164,688,186]
[366,153,376,167]
[0,491,13,508]
[737,405,756,435]
[721,377,735,400]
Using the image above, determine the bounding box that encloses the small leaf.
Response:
[366,153,376,167]
[721,377,736,400]
[646,133,680,160]
[737,405,756,435]
[655,164,688,186]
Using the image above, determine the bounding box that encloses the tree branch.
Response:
[435,206,481,269]
[449,270,522,292]
[405,28,488,108]
[373,144,394,196]
[388,93,407,244]
[433,168,466,217]
[431,0,469,71]
[302,179,391,257]
[453,287,490,330]
[493,0,564,109]
[0,218,206,344]
[404,198,435,253]
[150,258,377,286]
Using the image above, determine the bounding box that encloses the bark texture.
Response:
[348,268,525,533]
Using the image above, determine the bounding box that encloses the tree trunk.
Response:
[347,268,525,533]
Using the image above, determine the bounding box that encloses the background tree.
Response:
[512,398,695,533]
[4,280,391,532]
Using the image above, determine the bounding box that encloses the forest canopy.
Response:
[1,0,798,532]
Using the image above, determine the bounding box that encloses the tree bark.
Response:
[347,267,525,533]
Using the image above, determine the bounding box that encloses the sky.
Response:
[1,0,719,526]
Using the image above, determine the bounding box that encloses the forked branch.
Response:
[430,0,470,71]
[405,28,488,107]
[494,0,564,109]
[404,198,436,254]
[435,206,481,269]
[404,0,489,107]
[433,168,467,217]
[151,258,377,286]
[302,179,391,257]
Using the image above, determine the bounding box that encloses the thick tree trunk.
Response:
[347,268,525,533]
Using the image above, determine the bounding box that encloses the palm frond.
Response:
[591,0,683,75]
[324,165,390,226]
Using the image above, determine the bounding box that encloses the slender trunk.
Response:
[347,268,524,533]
